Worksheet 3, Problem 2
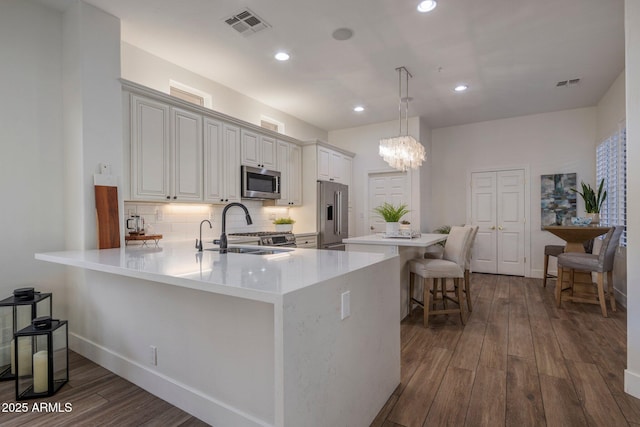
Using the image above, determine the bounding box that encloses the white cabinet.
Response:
[241,129,276,169]
[204,118,241,204]
[130,95,202,201]
[295,234,318,248]
[317,146,351,185]
[276,141,302,206]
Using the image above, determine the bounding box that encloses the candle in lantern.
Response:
[33,350,48,393]
[15,339,32,376]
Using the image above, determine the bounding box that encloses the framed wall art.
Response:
[541,173,577,229]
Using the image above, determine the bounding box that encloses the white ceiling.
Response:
[38,0,625,132]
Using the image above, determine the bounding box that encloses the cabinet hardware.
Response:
[166,196,170,200]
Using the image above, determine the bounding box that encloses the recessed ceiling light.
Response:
[353,106,365,112]
[417,0,437,13]
[332,28,354,41]
[454,84,468,92]
[274,52,290,61]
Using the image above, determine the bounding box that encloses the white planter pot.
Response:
[275,223,293,232]
[385,222,400,235]
[586,213,600,225]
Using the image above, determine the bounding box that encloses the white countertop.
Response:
[35,241,394,303]
[343,233,447,247]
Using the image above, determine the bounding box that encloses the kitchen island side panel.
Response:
[68,269,275,427]
[282,256,400,427]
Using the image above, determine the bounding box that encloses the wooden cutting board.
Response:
[94,176,121,249]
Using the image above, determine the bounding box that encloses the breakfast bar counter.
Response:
[36,242,400,427]
[343,233,447,319]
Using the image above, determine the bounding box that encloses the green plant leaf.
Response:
[373,202,410,222]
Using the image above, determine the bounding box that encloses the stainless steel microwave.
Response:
[241,165,281,200]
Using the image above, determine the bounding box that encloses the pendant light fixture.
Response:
[379,66,426,171]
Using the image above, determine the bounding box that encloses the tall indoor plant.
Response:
[373,202,409,234]
[571,179,607,224]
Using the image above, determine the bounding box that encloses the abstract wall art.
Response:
[541,173,577,229]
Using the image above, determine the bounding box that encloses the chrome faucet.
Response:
[196,219,212,252]
[215,203,253,253]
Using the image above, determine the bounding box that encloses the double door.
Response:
[471,170,525,276]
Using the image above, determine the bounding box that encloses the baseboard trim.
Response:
[70,333,272,427]
[625,369,640,399]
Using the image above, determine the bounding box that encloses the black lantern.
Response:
[14,316,68,400]
[0,288,52,381]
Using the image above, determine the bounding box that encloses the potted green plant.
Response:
[273,217,295,232]
[373,202,409,234]
[571,179,607,224]
[399,220,411,232]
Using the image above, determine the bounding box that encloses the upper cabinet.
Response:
[241,130,277,170]
[130,95,202,201]
[275,140,302,206]
[124,81,305,205]
[203,118,241,204]
[317,145,352,186]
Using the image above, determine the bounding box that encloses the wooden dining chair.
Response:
[556,226,623,317]
[408,226,473,327]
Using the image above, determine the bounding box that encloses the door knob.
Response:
[489,226,496,230]
[370,226,374,230]
[498,226,504,230]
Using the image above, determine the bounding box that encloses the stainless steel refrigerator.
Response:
[317,180,349,250]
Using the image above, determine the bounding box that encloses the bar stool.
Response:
[543,245,564,287]
[408,226,473,327]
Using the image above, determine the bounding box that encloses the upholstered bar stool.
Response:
[556,226,623,317]
[543,245,564,287]
[408,226,473,327]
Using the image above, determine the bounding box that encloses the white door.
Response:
[368,172,409,233]
[471,169,525,276]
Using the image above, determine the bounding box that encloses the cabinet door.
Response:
[317,147,331,181]
[130,95,171,200]
[203,117,223,202]
[261,135,277,169]
[342,156,353,190]
[241,129,260,167]
[288,144,302,206]
[329,151,343,182]
[223,124,241,203]
[172,108,203,201]
[275,141,290,206]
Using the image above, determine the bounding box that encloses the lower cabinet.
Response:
[296,234,318,249]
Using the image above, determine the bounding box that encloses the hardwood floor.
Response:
[373,273,640,427]
[0,351,207,426]
[0,274,637,426]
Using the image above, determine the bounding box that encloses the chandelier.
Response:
[379,66,426,171]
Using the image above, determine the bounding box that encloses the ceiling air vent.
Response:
[556,78,581,87]
[224,8,270,37]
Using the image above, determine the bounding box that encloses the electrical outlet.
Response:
[341,291,351,320]
[149,345,157,366]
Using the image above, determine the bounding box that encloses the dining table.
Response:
[543,224,611,294]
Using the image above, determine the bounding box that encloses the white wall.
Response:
[121,43,327,143]
[624,0,640,400]
[0,1,67,310]
[431,107,597,277]
[328,117,426,236]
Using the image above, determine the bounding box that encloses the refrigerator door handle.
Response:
[333,191,340,234]
[337,191,342,235]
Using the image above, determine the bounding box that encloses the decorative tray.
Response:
[380,231,421,239]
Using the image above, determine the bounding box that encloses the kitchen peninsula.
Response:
[35,242,399,427]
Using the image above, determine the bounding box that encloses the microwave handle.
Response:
[275,175,280,194]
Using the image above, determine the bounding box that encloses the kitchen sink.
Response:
[204,247,293,255]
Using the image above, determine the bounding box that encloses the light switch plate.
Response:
[341,291,350,320]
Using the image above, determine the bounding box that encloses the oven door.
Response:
[242,166,281,199]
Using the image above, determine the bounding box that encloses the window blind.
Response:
[596,125,627,246]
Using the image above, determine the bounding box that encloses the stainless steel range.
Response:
[228,231,296,247]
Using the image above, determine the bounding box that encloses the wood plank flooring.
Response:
[373,273,640,427]
[0,273,637,426]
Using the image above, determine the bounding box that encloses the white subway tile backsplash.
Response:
[124,202,287,242]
